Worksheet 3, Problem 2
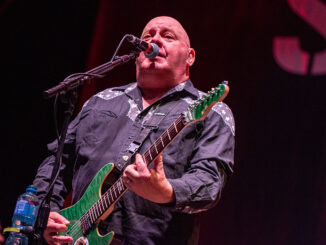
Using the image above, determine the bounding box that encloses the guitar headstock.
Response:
[183,81,230,123]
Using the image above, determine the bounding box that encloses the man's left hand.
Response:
[122,153,175,203]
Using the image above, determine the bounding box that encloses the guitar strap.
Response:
[113,98,177,173]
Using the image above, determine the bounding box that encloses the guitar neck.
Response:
[82,178,126,226]
[142,114,186,166]
[85,114,186,223]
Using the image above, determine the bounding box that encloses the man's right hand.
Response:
[44,212,73,245]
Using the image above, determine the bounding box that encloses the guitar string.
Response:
[65,179,126,238]
[142,116,184,164]
[65,192,113,237]
[66,220,82,238]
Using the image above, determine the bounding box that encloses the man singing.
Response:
[33,16,235,245]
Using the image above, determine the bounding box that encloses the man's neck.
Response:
[140,87,171,109]
[137,73,189,109]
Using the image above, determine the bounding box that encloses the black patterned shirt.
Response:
[33,80,235,245]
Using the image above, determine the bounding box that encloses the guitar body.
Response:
[59,163,115,245]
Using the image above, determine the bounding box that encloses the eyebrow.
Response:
[142,27,177,38]
[141,25,190,46]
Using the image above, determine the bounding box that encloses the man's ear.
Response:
[187,48,195,66]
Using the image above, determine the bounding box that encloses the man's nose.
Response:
[151,34,163,47]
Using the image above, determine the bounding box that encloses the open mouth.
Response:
[158,52,165,57]
[148,50,165,60]
[149,53,164,60]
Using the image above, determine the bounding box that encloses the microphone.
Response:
[126,34,159,59]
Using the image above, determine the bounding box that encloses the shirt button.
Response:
[122,156,129,161]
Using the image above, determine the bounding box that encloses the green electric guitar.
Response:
[59,82,230,245]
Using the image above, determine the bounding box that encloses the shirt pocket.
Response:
[77,109,118,147]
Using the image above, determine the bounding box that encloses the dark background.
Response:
[1,0,325,244]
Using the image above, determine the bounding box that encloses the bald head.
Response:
[141,16,191,47]
[136,16,195,92]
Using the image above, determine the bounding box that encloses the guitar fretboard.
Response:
[80,177,125,233]
[143,115,185,165]
[80,114,186,234]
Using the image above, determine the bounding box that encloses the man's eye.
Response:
[164,34,174,40]
[142,35,151,40]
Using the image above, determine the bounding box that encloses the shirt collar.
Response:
[164,79,199,99]
[120,79,199,101]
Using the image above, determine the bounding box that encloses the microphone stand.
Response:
[30,52,137,245]
[43,53,137,99]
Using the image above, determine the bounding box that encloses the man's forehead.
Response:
[141,16,190,46]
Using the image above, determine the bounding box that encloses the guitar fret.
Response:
[97,203,101,217]
[105,191,110,204]
[173,122,178,133]
[117,182,122,195]
[150,146,157,160]
[171,126,177,139]
[167,129,171,140]
[80,216,84,228]
[98,202,102,216]
[172,129,177,138]
[115,183,120,196]
[142,153,149,165]
[96,202,101,215]
[119,182,123,193]
[86,213,92,228]
[103,194,109,208]
[94,205,99,219]
[148,148,153,161]
[113,186,117,198]
[80,216,86,234]
[154,142,158,154]
[122,178,126,191]
[109,190,114,203]
[100,200,104,213]
[88,208,93,223]
[91,206,96,220]
[116,181,121,194]
[80,215,85,231]
[90,207,95,223]
[118,178,125,193]
[87,210,92,222]
[147,153,151,164]
[160,136,164,147]
[114,183,118,195]
[107,192,112,205]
